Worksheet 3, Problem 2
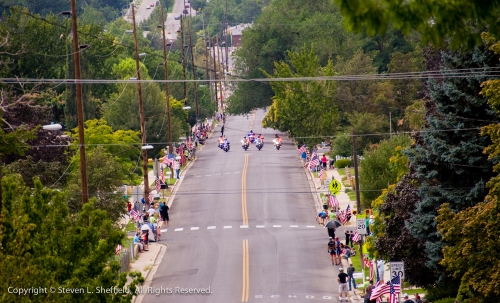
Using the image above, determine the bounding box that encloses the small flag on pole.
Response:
[318,169,324,180]
[351,231,360,243]
[156,177,161,191]
[339,211,347,225]
[149,192,153,203]
[309,151,320,169]
[160,167,165,183]
[298,145,306,154]
[116,244,122,255]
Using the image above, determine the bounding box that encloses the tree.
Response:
[334,0,500,47]
[403,44,500,293]
[0,177,143,302]
[359,135,411,207]
[66,146,127,223]
[261,45,339,147]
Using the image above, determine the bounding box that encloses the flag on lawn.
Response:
[156,177,161,191]
[160,168,165,183]
[328,195,339,208]
[298,145,306,154]
[351,231,360,243]
[115,244,122,255]
[318,169,324,180]
[309,151,320,169]
[364,255,372,268]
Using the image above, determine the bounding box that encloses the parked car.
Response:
[174,15,180,20]
[150,3,154,7]
[185,4,189,8]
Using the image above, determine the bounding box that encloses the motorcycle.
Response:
[242,142,249,151]
[256,141,264,151]
[273,138,282,150]
[222,142,230,152]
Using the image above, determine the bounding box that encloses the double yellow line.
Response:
[241,154,249,225]
[241,239,249,302]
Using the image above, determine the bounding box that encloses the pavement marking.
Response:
[206,174,211,176]
[242,239,249,302]
[223,225,232,229]
[174,228,183,231]
[191,227,199,230]
[160,229,167,233]
[240,225,249,228]
[290,225,298,228]
[256,225,265,228]
[306,225,316,228]
[195,175,201,178]
[273,225,282,228]
[226,172,231,174]
[241,154,249,226]
[207,226,216,229]
[234,171,240,174]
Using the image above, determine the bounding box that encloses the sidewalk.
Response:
[303,149,422,303]
[126,118,221,303]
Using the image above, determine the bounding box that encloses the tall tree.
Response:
[404,44,500,291]
[261,45,338,147]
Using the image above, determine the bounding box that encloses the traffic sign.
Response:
[356,219,367,235]
[328,179,341,195]
[390,261,405,281]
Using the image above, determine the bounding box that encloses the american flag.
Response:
[115,244,122,255]
[389,281,399,303]
[130,210,141,221]
[163,156,174,165]
[370,261,375,281]
[309,151,320,169]
[156,177,161,191]
[370,275,401,302]
[339,211,347,225]
[364,255,372,268]
[297,145,306,154]
[351,231,360,243]
[318,169,324,180]
[160,167,165,183]
[346,204,351,218]
[328,195,339,208]
[149,192,153,203]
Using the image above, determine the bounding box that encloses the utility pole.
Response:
[187,18,199,121]
[159,6,173,156]
[216,34,223,109]
[204,28,212,107]
[212,37,219,111]
[352,129,361,213]
[131,4,150,206]
[70,0,88,204]
[224,0,229,74]
[180,15,187,99]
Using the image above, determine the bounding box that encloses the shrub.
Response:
[432,298,456,303]
[335,159,351,168]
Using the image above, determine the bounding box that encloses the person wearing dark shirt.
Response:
[327,237,335,265]
[403,294,414,303]
[364,280,375,303]
[338,268,349,301]
[345,230,351,247]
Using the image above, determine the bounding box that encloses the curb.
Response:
[132,243,167,303]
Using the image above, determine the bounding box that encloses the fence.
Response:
[118,242,135,274]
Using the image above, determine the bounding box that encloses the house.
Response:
[228,23,252,47]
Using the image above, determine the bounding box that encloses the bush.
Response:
[335,159,351,168]
[432,298,456,303]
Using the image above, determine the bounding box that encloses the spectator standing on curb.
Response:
[221,124,225,136]
[327,237,336,265]
[364,280,375,303]
[345,230,351,247]
[338,268,350,301]
[414,293,422,303]
[321,154,328,170]
[173,160,181,179]
[301,150,307,166]
[347,263,357,291]
[161,204,169,226]
[127,201,132,215]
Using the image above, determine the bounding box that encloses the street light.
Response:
[42,123,63,131]
[141,145,154,150]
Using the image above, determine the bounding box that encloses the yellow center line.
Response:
[241,155,248,225]
[241,239,249,302]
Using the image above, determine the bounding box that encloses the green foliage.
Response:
[66,146,127,223]
[403,100,426,131]
[261,45,339,147]
[334,0,500,47]
[430,298,456,303]
[404,44,500,292]
[359,135,411,206]
[0,177,143,302]
[334,159,351,169]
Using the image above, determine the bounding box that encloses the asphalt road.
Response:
[145,110,342,302]
[164,0,197,42]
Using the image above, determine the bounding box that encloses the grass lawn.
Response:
[313,171,318,178]
[346,191,357,201]
[125,219,137,232]
[337,167,355,177]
